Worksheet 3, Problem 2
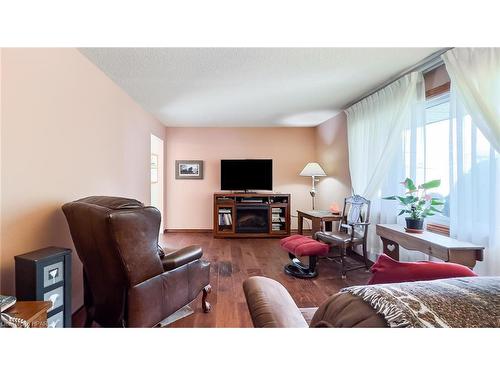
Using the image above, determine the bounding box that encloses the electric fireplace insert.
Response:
[235,205,269,233]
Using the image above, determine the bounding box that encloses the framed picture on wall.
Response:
[151,154,159,183]
[176,160,204,179]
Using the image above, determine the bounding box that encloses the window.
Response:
[401,89,499,228]
[403,92,451,224]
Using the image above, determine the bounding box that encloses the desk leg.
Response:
[324,221,333,231]
[448,250,476,269]
[381,237,400,261]
[311,218,321,237]
[298,213,303,235]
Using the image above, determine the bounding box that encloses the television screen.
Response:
[220,159,273,191]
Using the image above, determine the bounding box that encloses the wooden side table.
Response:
[4,301,52,328]
[297,210,342,235]
[376,224,484,269]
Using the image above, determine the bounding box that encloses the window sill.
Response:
[426,222,450,237]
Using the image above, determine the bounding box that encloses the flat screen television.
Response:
[220,159,273,191]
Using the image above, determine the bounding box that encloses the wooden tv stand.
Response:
[213,193,291,238]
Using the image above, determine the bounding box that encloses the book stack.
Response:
[271,223,282,231]
[271,207,282,214]
[271,208,284,231]
[218,209,232,226]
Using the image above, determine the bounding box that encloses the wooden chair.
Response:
[315,195,371,278]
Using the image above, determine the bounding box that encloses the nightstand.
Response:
[4,301,52,328]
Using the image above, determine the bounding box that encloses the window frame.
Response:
[420,92,451,227]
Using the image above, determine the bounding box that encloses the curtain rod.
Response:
[343,47,453,109]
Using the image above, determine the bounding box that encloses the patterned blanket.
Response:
[341,277,500,328]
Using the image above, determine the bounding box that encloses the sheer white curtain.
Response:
[442,48,500,153]
[346,72,424,199]
[449,88,500,276]
[346,72,425,259]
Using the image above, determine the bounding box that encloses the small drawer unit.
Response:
[15,247,72,328]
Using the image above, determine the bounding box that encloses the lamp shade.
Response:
[299,162,326,177]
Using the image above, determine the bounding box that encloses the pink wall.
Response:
[0,49,167,311]
[165,127,317,230]
[314,112,352,210]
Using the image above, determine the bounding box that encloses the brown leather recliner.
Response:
[62,196,211,327]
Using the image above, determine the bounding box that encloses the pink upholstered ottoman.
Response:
[280,235,329,278]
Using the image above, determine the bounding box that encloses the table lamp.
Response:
[299,162,326,210]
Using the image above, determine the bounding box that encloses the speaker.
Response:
[15,247,72,328]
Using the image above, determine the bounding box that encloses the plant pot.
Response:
[405,217,424,233]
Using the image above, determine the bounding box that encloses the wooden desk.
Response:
[297,210,342,235]
[376,224,484,269]
[4,301,52,328]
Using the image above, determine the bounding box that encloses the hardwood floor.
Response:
[164,233,371,327]
[73,233,372,327]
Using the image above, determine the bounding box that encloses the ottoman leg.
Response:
[202,285,212,313]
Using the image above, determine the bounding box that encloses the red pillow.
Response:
[367,253,477,285]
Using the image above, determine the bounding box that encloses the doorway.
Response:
[150,134,164,230]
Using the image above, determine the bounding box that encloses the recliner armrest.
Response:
[161,245,203,271]
[243,276,308,328]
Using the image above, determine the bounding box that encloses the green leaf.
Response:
[404,178,417,191]
[429,206,442,213]
[405,190,418,195]
[397,210,406,216]
[430,198,444,206]
[383,195,397,200]
[419,179,441,190]
[397,196,414,205]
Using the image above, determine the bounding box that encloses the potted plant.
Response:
[383,178,444,233]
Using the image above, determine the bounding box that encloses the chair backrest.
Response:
[339,195,371,238]
[62,196,164,327]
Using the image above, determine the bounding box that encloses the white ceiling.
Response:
[80,48,441,127]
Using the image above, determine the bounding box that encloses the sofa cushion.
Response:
[310,292,388,328]
[280,235,330,257]
[243,276,308,328]
[367,253,477,285]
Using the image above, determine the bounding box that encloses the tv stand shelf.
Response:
[213,193,291,238]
